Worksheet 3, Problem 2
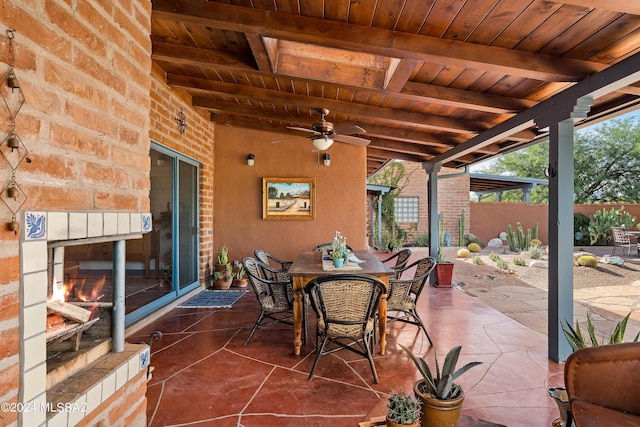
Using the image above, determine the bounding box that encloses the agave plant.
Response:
[562,311,639,352]
[400,344,482,400]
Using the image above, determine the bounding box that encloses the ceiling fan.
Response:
[286,108,369,151]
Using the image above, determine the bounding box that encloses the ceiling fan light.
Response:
[311,135,334,151]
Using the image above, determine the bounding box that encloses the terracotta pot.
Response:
[213,264,232,290]
[385,417,419,427]
[414,380,464,427]
[434,262,454,287]
[233,278,248,288]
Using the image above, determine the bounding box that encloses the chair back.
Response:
[565,342,640,420]
[387,257,436,307]
[253,249,291,281]
[242,257,292,310]
[304,274,385,338]
[312,242,354,252]
[611,226,630,244]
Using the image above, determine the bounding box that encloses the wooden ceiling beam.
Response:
[152,0,605,82]
[245,34,273,72]
[170,74,486,133]
[560,0,640,15]
[152,42,536,115]
[366,147,432,163]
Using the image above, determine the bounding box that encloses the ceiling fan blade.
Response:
[286,126,318,134]
[333,124,366,135]
[334,134,370,146]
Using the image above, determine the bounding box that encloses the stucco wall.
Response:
[213,125,367,262]
[470,202,640,245]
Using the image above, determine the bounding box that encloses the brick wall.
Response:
[0,1,153,425]
[391,162,470,246]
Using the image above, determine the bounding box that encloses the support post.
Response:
[112,239,126,353]
[424,162,441,272]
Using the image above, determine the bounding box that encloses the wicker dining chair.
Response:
[242,257,305,346]
[379,248,412,278]
[254,249,292,281]
[304,274,386,383]
[386,257,436,345]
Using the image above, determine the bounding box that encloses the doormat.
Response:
[177,290,248,308]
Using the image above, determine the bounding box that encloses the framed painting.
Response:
[263,177,315,220]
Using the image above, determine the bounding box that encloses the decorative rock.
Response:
[600,255,624,266]
[499,232,507,241]
[529,260,548,269]
[487,238,503,248]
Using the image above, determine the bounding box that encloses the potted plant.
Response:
[232,262,248,288]
[400,344,482,427]
[433,248,454,287]
[331,249,344,268]
[386,392,421,427]
[212,246,232,289]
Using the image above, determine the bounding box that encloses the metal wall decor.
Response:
[1,30,28,233]
[175,107,187,135]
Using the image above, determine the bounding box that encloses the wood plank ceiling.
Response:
[150,0,640,177]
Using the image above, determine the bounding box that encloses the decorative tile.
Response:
[138,346,150,372]
[24,211,46,240]
[141,213,152,232]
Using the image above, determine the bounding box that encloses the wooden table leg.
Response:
[293,278,304,355]
[378,293,387,355]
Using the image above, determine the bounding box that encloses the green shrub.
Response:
[513,257,526,266]
[496,259,509,270]
[416,232,429,247]
[472,255,483,265]
[562,312,639,352]
[587,206,636,245]
[488,251,501,262]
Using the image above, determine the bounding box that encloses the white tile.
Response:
[87,212,103,237]
[47,212,68,241]
[102,371,116,397]
[117,213,130,234]
[23,303,46,339]
[129,352,142,377]
[115,363,128,390]
[21,395,47,427]
[23,335,46,370]
[22,363,46,402]
[68,212,87,239]
[130,213,142,233]
[46,409,68,427]
[67,394,87,426]
[21,241,48,274]
[103,213,118,235]
[85,383,102,414]
[22,271,47,306]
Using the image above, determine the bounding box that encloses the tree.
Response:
[574,118,640,203]
[476,117,640,204]
[476,141,549,204]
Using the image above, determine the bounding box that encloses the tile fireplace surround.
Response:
[19,211,152,426]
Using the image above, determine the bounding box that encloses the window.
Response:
[395,197,419,222]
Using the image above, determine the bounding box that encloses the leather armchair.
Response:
[565,342,640,426]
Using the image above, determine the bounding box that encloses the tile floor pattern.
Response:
[129,268,565,427]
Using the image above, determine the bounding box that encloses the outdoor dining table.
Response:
[288,250,394,355]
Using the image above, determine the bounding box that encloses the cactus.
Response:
[439,214,445,246]
[513,257,526,266]
[467,242,481,252]
[533,222,539,240]
[488,251,501,262]
[529,246,542,259]
[577,255,598,267]
[496,259,509,270]
[587,206,637,245]
[472,255,484,265]
[506,222,538,252]
[458,210,465,247]
[530,239,542,247]
[457,248,470,258]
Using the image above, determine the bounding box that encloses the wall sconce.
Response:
[323,153,331,166]
[175,107,187,135]
[247,153,255,166]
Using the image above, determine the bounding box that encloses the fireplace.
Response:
[19,211,152,426]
